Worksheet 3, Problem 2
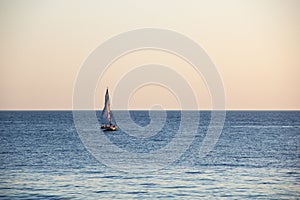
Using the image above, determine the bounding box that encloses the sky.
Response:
[0,0,299,110]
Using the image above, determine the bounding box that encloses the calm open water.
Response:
[0,111,299,199]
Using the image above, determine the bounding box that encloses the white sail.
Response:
[101,88,116,126]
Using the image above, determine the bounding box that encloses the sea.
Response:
[0,111,299,199]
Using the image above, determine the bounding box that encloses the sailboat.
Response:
[100,88,118,131]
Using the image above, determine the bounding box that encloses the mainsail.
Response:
[101,88,116,126]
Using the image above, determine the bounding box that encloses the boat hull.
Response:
[101,125,117,131]
[105,126,117,131]
[101,125,109,129]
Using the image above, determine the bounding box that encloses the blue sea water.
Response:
[0,111,299,199]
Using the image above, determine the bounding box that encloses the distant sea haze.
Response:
[0,111,299,199]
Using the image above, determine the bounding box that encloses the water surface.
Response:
[0,111,299,199]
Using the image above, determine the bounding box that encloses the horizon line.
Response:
[0,109,299,111]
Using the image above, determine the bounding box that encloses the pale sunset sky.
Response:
[0,0,299,110]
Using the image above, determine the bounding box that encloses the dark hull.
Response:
[101,125,117,131]
[104,127,117,131]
